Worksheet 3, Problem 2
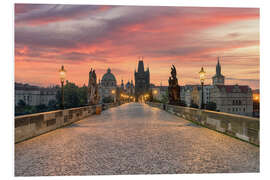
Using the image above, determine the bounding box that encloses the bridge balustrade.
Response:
[147,102,259,145]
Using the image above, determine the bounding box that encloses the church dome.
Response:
[101,68,117,87]
[102,68,116,81]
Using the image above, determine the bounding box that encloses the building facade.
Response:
[134,60,150,100]
[181,85,213,107]
[15,82,57,106]
[125,80,135,96]
[252,89,260,117]
[151,86,168,102]
[210,85,253,116]
[209,58,253,116]
[191,86,201,106]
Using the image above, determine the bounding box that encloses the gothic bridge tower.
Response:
[134,57,150,101]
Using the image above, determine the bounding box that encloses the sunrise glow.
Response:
[15,4,259,89]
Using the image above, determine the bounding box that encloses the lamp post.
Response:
[59,65,66,109]
[111,89,116,103]
[199,67,206,109]
[153,89,158,101]
[144,94,149,102]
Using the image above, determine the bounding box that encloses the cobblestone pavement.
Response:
[15,103,259,176]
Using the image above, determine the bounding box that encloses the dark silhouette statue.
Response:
[168,65,181,105]
[88,68,100,105]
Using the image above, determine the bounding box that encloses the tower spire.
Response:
[216,56,221,75]
[138,59,144,73]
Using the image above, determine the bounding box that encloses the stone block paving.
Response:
[15,103,259,176]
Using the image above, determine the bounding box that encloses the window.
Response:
[243,108,245,112]
[233,100,235,105]
[232,108,234,112]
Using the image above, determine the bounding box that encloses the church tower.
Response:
[120,79,124,90]
[134,57,150,100]
[212,57,225,85]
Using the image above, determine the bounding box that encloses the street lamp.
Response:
[111,89,116,103]
[144,94,149,102]
[199,67,206,109]
[253,94,259,102]
[59,65,66,109]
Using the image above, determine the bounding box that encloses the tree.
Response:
[161,90,169,104]
[78,85,88,106]
[48,99,57,110]
[36,104,47,113]
[15,100,36,116]
[15,100,26,116]
[17,99,26,107]
[63,81,80,108]
[205,102,217,111]
[102,96,114,103]
[56,81,88,108]
[152,98,162,103]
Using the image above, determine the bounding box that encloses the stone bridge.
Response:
[15,103,259,176]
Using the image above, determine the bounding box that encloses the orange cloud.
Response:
[15,5,260,89]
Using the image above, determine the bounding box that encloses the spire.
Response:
[138,60,144,73]
[121,79,124,89]
[216,56,221,75]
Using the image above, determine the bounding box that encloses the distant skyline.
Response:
[15,4,259,89]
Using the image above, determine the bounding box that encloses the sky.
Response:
[14,4,260,89]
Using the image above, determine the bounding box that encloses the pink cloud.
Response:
[15,5,260,89]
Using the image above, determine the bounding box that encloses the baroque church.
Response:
[99,68,117,103]
[98,68,135,103]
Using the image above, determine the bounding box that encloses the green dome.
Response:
[101,68,116,82]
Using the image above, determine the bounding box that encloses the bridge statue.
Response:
[88,68,100,105]
[168,65,181,105]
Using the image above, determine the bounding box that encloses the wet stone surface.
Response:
[15,103,259,176]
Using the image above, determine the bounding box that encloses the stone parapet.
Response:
[146,102,259,145]
[15,103,120,143]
